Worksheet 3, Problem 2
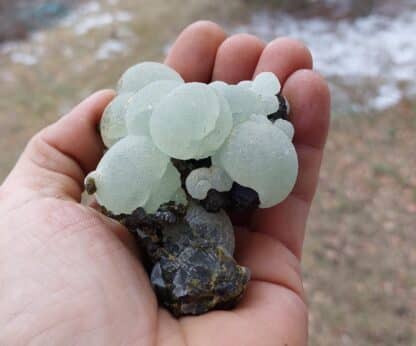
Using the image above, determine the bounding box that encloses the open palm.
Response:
[0,22,330,346]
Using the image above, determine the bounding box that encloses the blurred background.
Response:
[1,0,415,344]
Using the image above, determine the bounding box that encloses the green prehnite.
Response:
[86,62,298,215]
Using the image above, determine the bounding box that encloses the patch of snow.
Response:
[10,52,38,65]
[71,11,132,35]
[114,12,132,22]
[370,83,402,111]
[81,1,101,13]
[1,36,45,66]
[96,39,127,60]
[0,1,134,68]
[31,32,46,43]
[59,1,101,27]
[73,13,112,35]
[0,41,20,55]
[236,7,416,112]
[59,1,131,35]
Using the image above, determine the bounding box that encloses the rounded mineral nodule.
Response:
[151,245,250,316]
[117,62,184,94]
[100,93,134,147]
[212,115,298,208]
[150,82,231,160]
[133,202,250,316]
[159,202,235,256]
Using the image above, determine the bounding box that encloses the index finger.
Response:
[165,21,226,82]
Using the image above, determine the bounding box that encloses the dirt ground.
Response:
[305,102,416,345]
[1,0,415,344]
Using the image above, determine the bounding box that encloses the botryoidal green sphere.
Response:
[87,62,297,215]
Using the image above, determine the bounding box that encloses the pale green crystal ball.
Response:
[185,166,233,200]
[150,82,232,160]
[126,80,183,137]
[86,135,177,214]
[210,82,264,125]
[275,119,295,140]
[100,93,133,147]
[252,71,281,96]
[117,62,184,94]
[143,161,183,213]
[213,115,298,208]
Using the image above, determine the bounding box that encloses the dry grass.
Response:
[0,1,415,345]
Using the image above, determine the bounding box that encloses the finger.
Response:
[234,228,305,300]
[181,282,307,346]
[251,70,331,259]
[253,37,313,83]
[181,229,308,346]
[180,228,309,345]
[212,33,265,83]
[43,90,115,173]
[165,21,226,83]
[4,90,115,201]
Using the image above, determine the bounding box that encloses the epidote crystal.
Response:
[85,62,296,316]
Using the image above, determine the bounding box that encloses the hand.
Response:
[0,21,330,346]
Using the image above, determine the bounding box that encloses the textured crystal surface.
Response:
[100,93,133,147]
[85,135,171,214]
[185,166,233,200]
[90,61,296,215]
[126,80,183,136]
[143,203,247,316]
[237,80,253,89]
[252,71,282,96]
[274,118,295,140]
[117,62,184,94]
[86,61,297,316]
[168,202,235,255]
[211,82,263,125]
[213,115,298,208]
[150,82,231,159]
[143,161,183,213]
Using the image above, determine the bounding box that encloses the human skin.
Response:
[0,21,330,346]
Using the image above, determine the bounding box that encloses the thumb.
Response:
[2,90,115,202]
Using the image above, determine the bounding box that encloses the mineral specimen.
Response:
[85,62,297,316]
[137,203,249,316]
